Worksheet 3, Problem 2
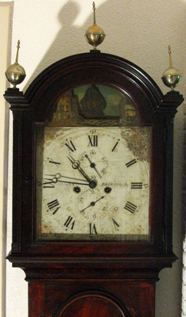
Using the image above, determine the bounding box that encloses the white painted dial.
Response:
[36,126,151,240]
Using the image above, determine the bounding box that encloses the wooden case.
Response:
[4,51,183,317]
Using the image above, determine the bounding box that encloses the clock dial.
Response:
[36,126,151,240]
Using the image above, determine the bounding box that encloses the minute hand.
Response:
[43,174,89,187]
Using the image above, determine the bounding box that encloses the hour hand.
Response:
[67,155,97,189]
[67,155,91,182]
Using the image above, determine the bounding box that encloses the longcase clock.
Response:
[4,51,183,317]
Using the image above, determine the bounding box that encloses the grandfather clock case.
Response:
[4,51,183,317]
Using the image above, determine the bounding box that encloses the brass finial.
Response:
[168,45,173,68]
[162,45,181,90]
[85,2,105,50]
[93,2,96,24]
[5,40,26,88]
[15,40,21,63]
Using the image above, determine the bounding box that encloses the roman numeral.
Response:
[43,178,55,188]
[43,184,55,189]
[64,216,75,230]
[89,223,97,235]
[112,218,120,230]
[65,139,76,152]
[47,199,60,214]
[125,159,137,168]
[131,182,143,189]
[111,139,120,152]
[48,159,61,165]
[124,201,137,214]
[88,135,98,147]
[144,183,149,189]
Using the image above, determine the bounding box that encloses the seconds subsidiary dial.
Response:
[36,126,151,240]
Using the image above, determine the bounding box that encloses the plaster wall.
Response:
[1,0,186,316]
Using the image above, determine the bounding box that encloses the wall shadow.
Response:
[25,0,186,93]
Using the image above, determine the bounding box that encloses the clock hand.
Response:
[67,155,91,182]
[57,179,90,186]
[46,173,88,183]
[43,174,90,186]
[67,155,97,190]
[80,195,105,213]
[84,154,102,178]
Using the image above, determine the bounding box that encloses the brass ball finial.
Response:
[5,40,26,88]
[85,2,105,50]
[162,45,181,90]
